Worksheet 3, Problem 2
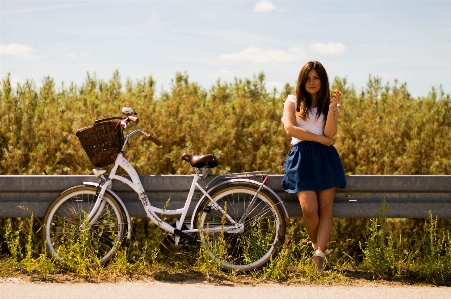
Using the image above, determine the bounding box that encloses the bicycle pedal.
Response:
[174,228,197,243]
[203,206,212,213]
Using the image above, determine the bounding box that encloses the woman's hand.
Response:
[329,89,342,110]
[317,135,332,146]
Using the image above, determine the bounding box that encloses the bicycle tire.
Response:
[43,185,126,266]
[194,184,286,271]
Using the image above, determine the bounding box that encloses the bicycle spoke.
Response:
[44,186,125,266]
[196,185,285,271]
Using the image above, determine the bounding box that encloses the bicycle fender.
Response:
[83,182,132,239]
[193,179,289,221]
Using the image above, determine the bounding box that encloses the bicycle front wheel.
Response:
[43,185,126,266]
[195,184,286,271]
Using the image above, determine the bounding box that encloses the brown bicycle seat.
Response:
[181,153,219,168]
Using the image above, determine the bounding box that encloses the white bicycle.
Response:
[43,107,287,271]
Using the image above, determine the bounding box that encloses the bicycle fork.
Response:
[83,177,110,228]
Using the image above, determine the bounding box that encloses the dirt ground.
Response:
[1,275,450,299]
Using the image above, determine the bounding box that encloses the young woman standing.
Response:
[281,61,346,272]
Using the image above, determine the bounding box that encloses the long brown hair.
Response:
[295,61,330,125]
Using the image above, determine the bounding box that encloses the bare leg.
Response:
[315,188,336,252]
[298,188,336,272]
[297,191,319,244]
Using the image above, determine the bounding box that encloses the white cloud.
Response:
[66,52,91,59]
[1,4,93,15]
[196,10,218,22]
[254,0,277,13]
[219,47,307,63]
[310,42,347,54]
[66,53,78,59]
[0,43,37,59]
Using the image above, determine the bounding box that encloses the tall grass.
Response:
[2,72,451,176]
[359,210,451,285]
[1,71,451,284]
[1,216,451,285]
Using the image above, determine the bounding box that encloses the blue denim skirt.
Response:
[281,141,346,193]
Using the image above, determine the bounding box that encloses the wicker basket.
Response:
[76,121,124,167]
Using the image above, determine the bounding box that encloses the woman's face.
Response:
[304,69,321,97]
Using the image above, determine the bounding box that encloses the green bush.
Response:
[2,71,451,284]
[2,71,451,176]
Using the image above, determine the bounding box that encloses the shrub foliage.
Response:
[2,71,451,175]
[1,71,451,284]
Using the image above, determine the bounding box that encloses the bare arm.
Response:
[283,98,332,146]
[324,90,341,138]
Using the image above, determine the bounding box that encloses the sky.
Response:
[1,0,450,98]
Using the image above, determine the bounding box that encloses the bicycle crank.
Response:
[166,222,197,245]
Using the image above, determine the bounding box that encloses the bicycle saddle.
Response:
[181,153,219,168]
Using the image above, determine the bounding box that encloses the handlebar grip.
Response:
[148,134,162,146]
[128,116,139,124]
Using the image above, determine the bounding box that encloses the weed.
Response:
[1,213,451,286]
[412,213,451,284]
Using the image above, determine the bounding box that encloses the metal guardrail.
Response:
[1,175,451,218]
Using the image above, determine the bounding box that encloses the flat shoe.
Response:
[308,241,333,255]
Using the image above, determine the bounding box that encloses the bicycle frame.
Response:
[83,127,287,246]
[86,154,246,245]
[43,109,289,271]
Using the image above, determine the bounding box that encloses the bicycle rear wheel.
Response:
[43,185,126,266]
[195,184,286,271]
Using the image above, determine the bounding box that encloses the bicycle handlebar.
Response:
[94,115,138,124]
[94,117,122,124]
[147,134,162,146]
[94,108,161,146]
[128,116,139,124]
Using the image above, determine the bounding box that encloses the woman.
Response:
[281,61,346,272]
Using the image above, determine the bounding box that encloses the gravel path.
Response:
[1,278,450,299]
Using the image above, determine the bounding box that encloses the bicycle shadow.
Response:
[151,270,237,286]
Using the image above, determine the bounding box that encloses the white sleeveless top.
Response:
[283,94,338,145]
